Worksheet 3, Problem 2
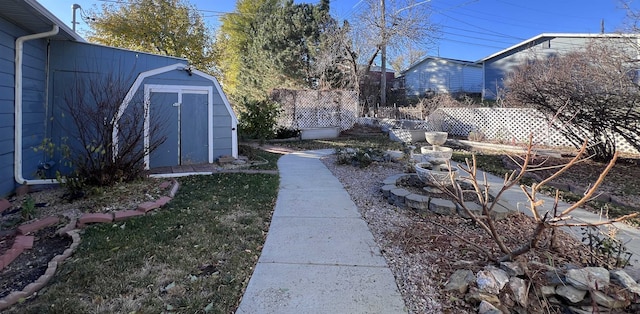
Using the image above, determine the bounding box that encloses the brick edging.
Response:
[0,230,81,310]
[0,178,180,311]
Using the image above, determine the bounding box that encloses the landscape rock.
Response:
[489,206,510,220]
[429,198,457,215]
[500,261,525,277]
[478,300,503,314]
[488,266,510,289]
[568,306,596,314]
[465,287,501,305]
[539,285,556,297]
[544,270,565,285]
[389,188,411,206]
[610,269,640,296]
[476,267,509,294]
[591,290,630,309]
[556,284,587,303]
[456,201,482,219]
[405,193,430,211]
[380,184,395,197]
[444,269,476,293]
[566,267,609,291]
[508,277,528,307]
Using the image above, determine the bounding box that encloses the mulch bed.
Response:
[0,226,71,299]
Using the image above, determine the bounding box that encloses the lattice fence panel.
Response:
[271,89,358,130]
[358,108,640,153]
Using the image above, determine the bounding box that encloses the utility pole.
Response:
[380,0,387,109]
[72,4,81,32]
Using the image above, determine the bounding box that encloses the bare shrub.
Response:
[56,72,167,186]
[504,41,640,161]
[439,137,637,263]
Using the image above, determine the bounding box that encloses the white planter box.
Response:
[389,129,425,143]
[300,127,341,140]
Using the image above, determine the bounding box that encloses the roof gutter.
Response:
[14,25,60,186]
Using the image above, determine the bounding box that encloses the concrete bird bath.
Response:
[414,131,458,191]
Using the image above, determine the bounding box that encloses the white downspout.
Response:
[14,25,59,185]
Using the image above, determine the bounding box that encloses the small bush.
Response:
[238,98,281,141]
[21,196,36,221]
[335,147,388,168]
[580,225,632,269]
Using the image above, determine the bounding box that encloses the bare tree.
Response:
[349,0,437,108]
[504,41,640,161]
[389,44,426,73]
[312,20,356,90]
[57,72,167,186]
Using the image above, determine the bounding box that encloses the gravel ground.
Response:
[320,156,590,314]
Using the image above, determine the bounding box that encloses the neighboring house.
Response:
[480,33,640,99]
[398,56,482,98]
[1,0,238,197]
[365,65,396,84]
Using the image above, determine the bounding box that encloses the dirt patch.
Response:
[0,226,71,299]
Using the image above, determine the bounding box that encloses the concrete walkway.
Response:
[236,149,407,314]
[236,147,640,313]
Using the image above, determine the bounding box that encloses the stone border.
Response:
[381,173,511,220]
[0,179,180,311]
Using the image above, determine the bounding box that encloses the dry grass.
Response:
[7,173,279,313]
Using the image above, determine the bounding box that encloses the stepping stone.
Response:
[0,199,10,213]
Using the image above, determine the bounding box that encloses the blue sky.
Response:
[39,0,637,62]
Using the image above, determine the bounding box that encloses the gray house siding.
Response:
[0,15,49,196]
[403,57,482,98]
[482,35,638,99]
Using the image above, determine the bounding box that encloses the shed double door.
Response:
[148,88,210,168]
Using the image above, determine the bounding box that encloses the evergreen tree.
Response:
[218,0,340,101]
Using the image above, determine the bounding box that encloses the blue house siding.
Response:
[212,91,233,156]
[2,0,236,196]
[402,57,482,98]
[0,15,49,196]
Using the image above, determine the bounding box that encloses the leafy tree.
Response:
[86,0,216,74]
[504,41,640,161]
[217,0,278,98]
[218,0,336,101]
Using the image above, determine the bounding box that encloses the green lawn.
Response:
[12,173,279,313]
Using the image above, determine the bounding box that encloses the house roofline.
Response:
[478,33,640,63]
[401,55,480,75]
[23,0,85,42]
[68,40,188,61]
